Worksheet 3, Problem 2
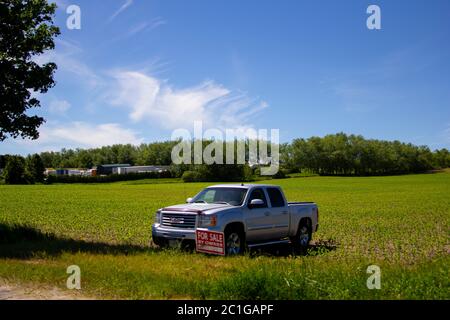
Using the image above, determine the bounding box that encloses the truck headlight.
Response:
[198,214,217,227]
[155,210,162,224]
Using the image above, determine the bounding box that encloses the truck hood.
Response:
[162,203,232,213]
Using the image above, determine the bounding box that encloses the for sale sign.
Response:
[196,230,225,256]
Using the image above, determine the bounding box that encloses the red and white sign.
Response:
[196,230,225,256]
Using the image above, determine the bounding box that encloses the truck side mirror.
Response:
[249,199,264,209]
[186,197,193,203]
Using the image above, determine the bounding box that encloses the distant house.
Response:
[95,164,131,175]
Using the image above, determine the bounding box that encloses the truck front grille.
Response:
[161,212,197,229]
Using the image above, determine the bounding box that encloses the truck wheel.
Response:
[291,220,312,248]
[225,230,245,255]
[152,236,167,248]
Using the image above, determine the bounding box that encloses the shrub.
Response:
[181,164,255,183]
[181,171,201,183]
[272,169,287,179]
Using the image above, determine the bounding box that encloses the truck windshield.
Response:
[193,188,248,206]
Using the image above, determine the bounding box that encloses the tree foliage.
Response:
[3,155,26,184]
[26,153,45,182]
[286,133,446,176]
[0,0,60,141]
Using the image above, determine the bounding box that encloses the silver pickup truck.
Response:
[152,184,319,255]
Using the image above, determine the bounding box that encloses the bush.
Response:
[281,167,300,174]
[272,169,288,179]
[180,164,255,183]
[243,165,255,181]
[181,171,201,183]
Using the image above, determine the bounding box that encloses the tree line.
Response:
[1,133,450,184]
[281,133,450,176]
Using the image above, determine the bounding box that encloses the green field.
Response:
[0,172,449,299]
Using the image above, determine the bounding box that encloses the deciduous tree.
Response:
[0,0,60,141]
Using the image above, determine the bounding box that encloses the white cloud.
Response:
[107,71,268,131]
[49,99,71,114]
[109,0,134,22]
[15,122,143,151]
[45,122,143,147]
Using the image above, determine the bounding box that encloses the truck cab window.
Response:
[267,188,286,207]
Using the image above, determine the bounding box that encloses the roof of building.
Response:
[97,164,131,168]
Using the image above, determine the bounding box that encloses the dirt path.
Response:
[0,282,93,300]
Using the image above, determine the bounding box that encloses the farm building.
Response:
[45,169,56,176]
[95,164,131,175]
[44,164,169,177]
[45,169,87,176]
[115,165,170,175]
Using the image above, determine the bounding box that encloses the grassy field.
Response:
[0,172,449,299]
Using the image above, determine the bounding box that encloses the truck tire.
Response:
[225,229,245,255]
[152,236,167,248]
[291,219,312,249]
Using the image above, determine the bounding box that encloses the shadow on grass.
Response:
[247,239,338,258]
[0,223,336,260]
[0,223,154,259]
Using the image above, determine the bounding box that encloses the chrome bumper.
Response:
[152,223,197,241]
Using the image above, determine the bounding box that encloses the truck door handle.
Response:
[282,211,288,215]
[264,211,270,216]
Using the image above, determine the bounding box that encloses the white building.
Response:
[115,165,170,175]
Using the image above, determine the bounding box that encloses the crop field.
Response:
[0,172,449,299]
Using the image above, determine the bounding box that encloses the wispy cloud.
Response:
[109,0,134,22]
[333,83,378,113]
[127,17,167,37]
[49,99,71,114]
[425,124,450,150]
[230,51,250,88]
[444,124,450,144]
[106,71,268,131]
[34,39,102,89]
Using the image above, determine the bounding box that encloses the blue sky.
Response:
[2,0,450,155]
